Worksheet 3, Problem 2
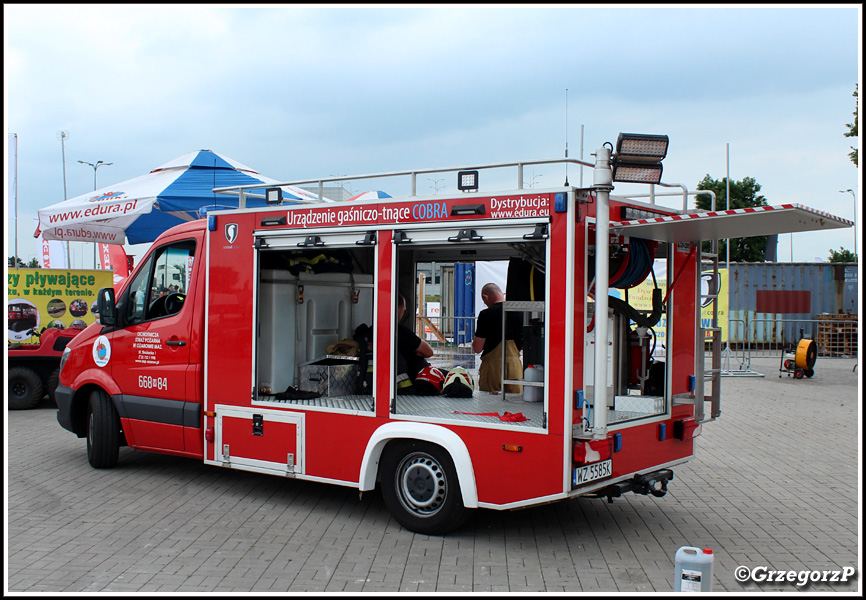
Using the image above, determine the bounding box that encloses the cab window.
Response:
[123,240,195,325]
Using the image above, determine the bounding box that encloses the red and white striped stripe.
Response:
[613,203,853,228]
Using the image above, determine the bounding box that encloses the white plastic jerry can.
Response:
[523,364,544,402]
[674,546,714,592]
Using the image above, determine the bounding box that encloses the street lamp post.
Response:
[57,130,70,266]
[838,189,857,258]
[78,159,113,190]
[427,176,445,194]
[78,160,113,268]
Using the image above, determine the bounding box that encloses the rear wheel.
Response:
[8,366,44,410]
[380,440,471,535]
[87,389,121,468]
[46,368,61,405]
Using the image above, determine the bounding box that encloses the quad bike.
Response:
[8,326,84,410]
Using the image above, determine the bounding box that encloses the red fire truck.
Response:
[55,141,852,534]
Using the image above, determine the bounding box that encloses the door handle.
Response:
[165,340,186,347]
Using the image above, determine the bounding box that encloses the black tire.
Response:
[804,368,814,378]
[380,440,472,535]
[87,389,121,468]
[46,368,61,405]
[8,366,44,410]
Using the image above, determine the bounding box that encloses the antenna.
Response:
[564,89,569,186]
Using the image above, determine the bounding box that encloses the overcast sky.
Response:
[4,4,861,266]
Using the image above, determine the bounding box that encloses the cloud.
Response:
[5,4,860,264]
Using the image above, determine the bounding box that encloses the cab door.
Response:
[108,237,200,453]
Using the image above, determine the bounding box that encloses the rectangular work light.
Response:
[265,187,283,205]
[615,133,669,163]
[457,170,479,192]
[611,133,668,184]
[611,161,664,184]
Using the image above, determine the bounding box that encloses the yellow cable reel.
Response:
[795,338,817,370]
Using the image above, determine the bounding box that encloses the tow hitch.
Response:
[589,469,674,503]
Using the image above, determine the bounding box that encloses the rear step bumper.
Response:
[588,468,674,502]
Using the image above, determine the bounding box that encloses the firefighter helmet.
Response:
[414,366,446,395]
[442,366,474,398]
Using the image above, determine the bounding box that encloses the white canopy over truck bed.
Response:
[610,203,852,243]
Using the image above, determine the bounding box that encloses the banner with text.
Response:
[7,268,113,342]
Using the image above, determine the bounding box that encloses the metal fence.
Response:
[413,313,859,381]
[722,316,859,358]
[716,315,858,376]
[415,315,478,369]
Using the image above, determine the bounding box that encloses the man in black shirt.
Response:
[396,294,434,393]
[472,283,523,393]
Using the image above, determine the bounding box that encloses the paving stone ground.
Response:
[5,357,861,594]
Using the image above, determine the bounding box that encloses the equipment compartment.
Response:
[255,245,375,409]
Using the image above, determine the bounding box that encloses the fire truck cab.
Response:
[55,148,852,534]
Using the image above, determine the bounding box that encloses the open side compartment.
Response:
[582,235,673,429]
[391,221,550,429]
[578,202,855,433]
[254,239,376,413]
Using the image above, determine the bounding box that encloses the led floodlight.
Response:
[266,187,282,205]
[611,162,664,184]
[457,170,479,192]
[615,133,669,162]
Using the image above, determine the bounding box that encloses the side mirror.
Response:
[97,287,117,327]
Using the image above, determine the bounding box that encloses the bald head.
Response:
[480,283,504,307]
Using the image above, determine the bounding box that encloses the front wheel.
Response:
[380,440,471,535]
[87,389,121,468]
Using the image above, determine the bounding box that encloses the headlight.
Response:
[59,346,71,374]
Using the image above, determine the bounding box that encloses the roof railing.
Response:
[214,157,597,208]
[212,157,710,213]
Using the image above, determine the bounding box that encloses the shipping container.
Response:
[725,262,858,352]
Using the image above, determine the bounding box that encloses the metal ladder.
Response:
[694,239,722,423]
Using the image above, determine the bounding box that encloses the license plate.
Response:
[573,459,612,486]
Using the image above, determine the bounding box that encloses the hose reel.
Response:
[795,338,817,370]
[780,338,817,379]
[589,237,656,290]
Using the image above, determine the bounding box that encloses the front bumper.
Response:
[55,384,77,434]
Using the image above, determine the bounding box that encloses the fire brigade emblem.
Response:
[225,223,239,244]
[93,335,111,367]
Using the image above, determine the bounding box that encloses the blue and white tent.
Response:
[346,190,392,202]
[38,150,326,245]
